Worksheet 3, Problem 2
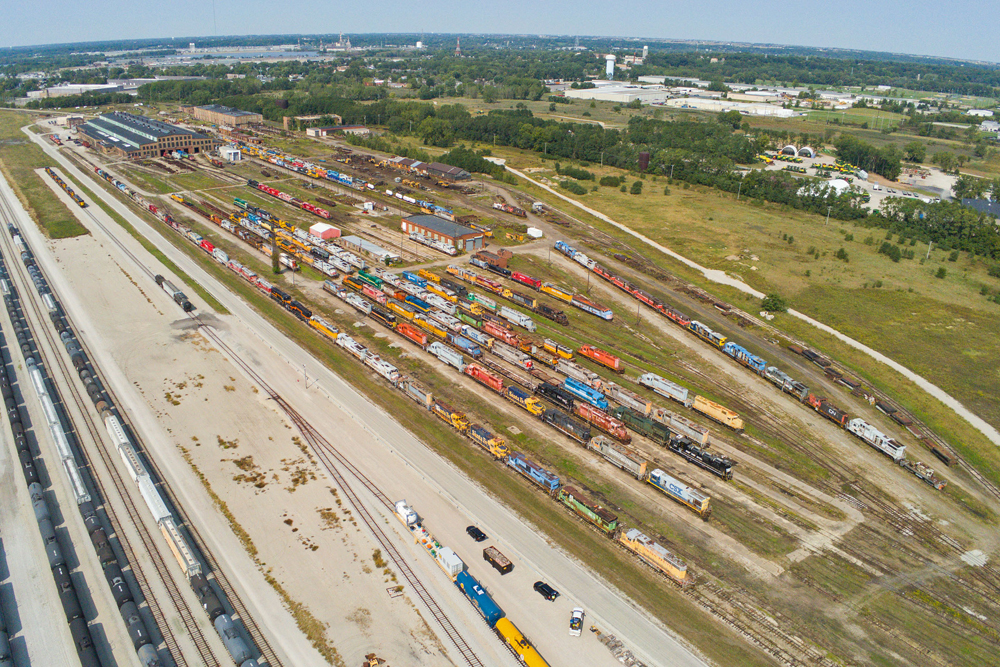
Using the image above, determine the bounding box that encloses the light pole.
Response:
[737,178,743,201]
[825,205,832,226]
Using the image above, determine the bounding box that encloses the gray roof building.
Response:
[402,214,484,251]
[80,111,216,158]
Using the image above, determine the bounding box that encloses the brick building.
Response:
[402,214,485,252]
[191,104,263,127]
[79,112,217,159]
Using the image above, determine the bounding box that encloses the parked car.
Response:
[533,581,559,601]
[569,608,585,636]
[466,526,487,542]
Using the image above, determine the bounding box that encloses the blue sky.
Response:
[4,1,996,63]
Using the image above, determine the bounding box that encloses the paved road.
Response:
[30,129,710,667]
[507,166,1000,448]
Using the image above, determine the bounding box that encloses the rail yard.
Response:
[3,109,998,667]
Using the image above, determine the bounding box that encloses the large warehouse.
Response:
[79,112,217,159]
[402,214,485,251]
[191,104,263,126]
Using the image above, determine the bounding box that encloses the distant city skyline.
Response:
[3,0,997,64]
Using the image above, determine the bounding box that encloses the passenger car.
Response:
[533,581,559,601]
[466,526,487,542]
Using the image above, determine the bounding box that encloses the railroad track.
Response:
[192,318,487,667]
[0,192,219,666]
[58,188,285,667]
[57,167,482,667]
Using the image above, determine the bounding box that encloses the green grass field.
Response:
[0,111,89,238]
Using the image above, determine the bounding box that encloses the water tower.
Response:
[605,54,616,79]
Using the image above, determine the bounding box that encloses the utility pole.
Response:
[825,205,832,226]
[670,164,674,179]
[635,300,641,324]
[737,178,743,201]
[926,240,933,259]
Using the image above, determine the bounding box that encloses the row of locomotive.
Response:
[431,262,746,434]
[9,225,262,666]
[553,241,947,488]
[43,167,87,207]
[338,268,740,481]
[401,380,694,580]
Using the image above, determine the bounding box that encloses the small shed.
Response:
[310,222,340,240]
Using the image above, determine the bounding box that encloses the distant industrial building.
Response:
[79,111,217,159]
[423,162,470,182]
[564,82,670,104]
[402,214,484,251]
[190,104,263,126]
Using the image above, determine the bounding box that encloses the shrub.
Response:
[556,164,594,180]
[878,242,902,263]
[948,250,960,262]
[663,186,671,196]
[630,180,643,195]
[560,180,587,195]
[620,185,627,192]
[989,264,1000,278]
[761,293,788,312]
[787,235,794,244]
[935,267,947,279]
[845,233,854,242]
[599,175,621,187]
[807,246,816,255]
[835,247,849,262]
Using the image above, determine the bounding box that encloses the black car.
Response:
[533,581,559,601]
[466,526,487,542]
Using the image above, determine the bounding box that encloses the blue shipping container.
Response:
[455,571,505,627]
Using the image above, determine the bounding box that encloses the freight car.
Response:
[570,294,613,320]
[506,451,560,492]
[540,283,573,303]
[447,333,483,359]
[557,486,619,535]
[688,320,726,347]
[469,424,510,460]
[574,404,631,443]
[511,271,542,290]
[617,528,688,585]
[691,396,744,432]
[534,303,569,326]
[431,399,471,431]
[494,619,549,667]
[613,406,672,444]
[456,571,505,625]
[534,382,575,411]
[586,436,647,479]
[668,436,735,480]
[428,342,466,372]
[503,386,545,416]
[154,275,194,312]
[541,409,592,444]
[846,418,905,461]
[577,345,624,373]
[562,377,609,411]
[543,339,574,360]
[464,363,503,392]
[722,341,766,375]
[646,468,711,519]
[638,372,690,406]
